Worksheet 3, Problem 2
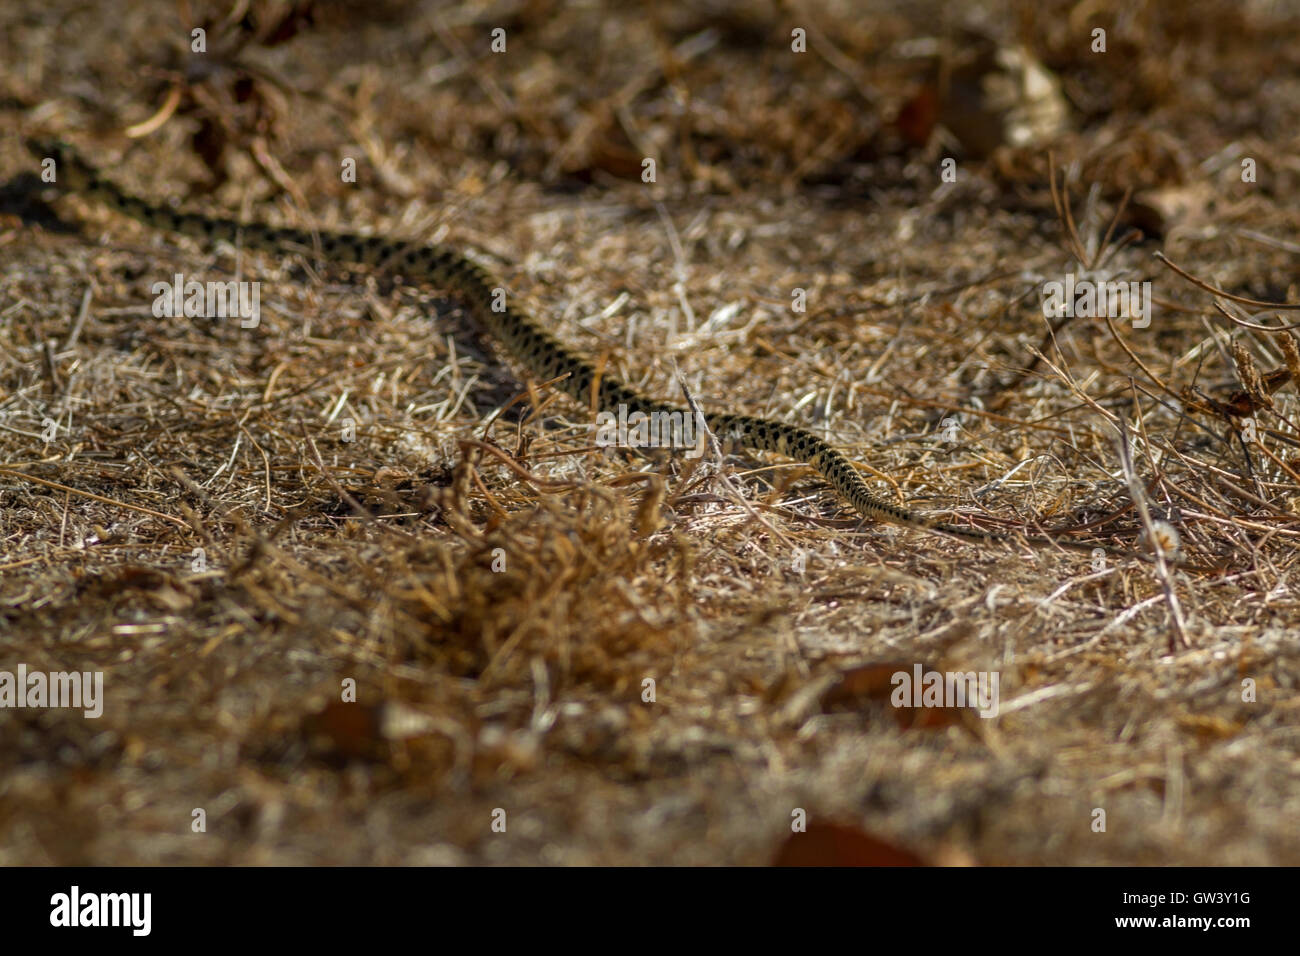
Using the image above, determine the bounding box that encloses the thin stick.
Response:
[0,466,189,529]
[1115,401,1190,651]
[673,363,795,551]
[1157,251,1300,313]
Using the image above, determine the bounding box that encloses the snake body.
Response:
[26,137,1110,555]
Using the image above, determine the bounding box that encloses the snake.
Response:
[24,136,1133,560]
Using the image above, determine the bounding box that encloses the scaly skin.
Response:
[25,137,1132,559]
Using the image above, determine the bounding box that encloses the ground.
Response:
[2,0,1299,865]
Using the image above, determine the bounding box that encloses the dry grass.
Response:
[2,0,1300,865]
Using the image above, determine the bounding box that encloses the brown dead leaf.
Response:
[774,822,929,867]
[1126,181,1214,237]
[302,700,386,762]
[1177,714,1246,740]
[821,661,966,730]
